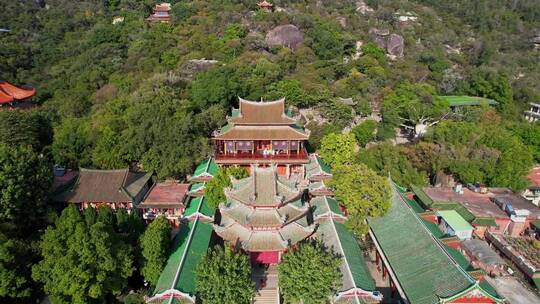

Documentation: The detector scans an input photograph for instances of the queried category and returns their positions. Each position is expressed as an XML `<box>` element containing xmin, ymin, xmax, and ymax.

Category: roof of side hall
<box><xmin>369</xmin><ymin>182</ymin><xmax>474</xmax><ymax>304</ymax></box>
<box><xmin>55</xmin><ymin>168</ymin><xmax>152</xmax><ymax>203</ymax></box>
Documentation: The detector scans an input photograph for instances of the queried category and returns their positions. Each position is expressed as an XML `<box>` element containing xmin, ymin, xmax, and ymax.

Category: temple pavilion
<box><xmin>213</xmin><ymin>97</ymin><xmax>310</xmax><ymax>176</ymax></box>
<box><xmin>0</xmin><ymin>81</ymin><xmax>36</xmax><ymax>106</ymax></box>
<box><xmin>147</xmin><ymin>3</ymin><xmax>171</xmax><ymax>23</ymax></box>
<box><xmin>214</xmin><ymin>165</ymin><xmax>315</xmax><ymax>264</ymax></box>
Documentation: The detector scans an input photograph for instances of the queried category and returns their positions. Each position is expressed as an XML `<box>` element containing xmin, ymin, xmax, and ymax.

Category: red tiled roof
<box><xmin>258</xmin><ymin>0</ymin><xmax>273</xmax><ymax>8</ymax></box>
<box><xmin>140</xmin><ymin>182</ymin><xmax>189</xmax><ymax>208</ymax></box>
<box><xmin>230</xmin><ymin>98</ymin><xmax>296</xmax><ymax>125</ymax></box>
<box><xmin>528</xmin><ymin>165</ymin><xmax>540</xmax><ymax>188</ymax></box>
<box><xmin>0</xmin><ymin>81</ymin><xmax>35</xmax><ymax>104</ymax></box>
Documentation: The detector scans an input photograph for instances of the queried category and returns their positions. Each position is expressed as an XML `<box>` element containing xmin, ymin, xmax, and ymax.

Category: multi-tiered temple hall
<box><xmin>213</xmin><ymin>98</ymin><xmax>309</xmax><ymax>176</ymax></box>
<box><xmin>215</xmin><ymin>165</ymin><xmax>315</xmax><ymax>264</ymax></box>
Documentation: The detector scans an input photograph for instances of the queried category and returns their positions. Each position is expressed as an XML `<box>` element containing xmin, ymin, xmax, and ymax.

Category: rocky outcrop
<box><xmin>356</xmin><ymin>0</ymin><xmax>374</xmax><ymax>15</ymax></box>
<box><xmin>179</xmin><ymin>59</ymin><xmax>219</xmax><ymax>80</ymax></box>
<box><xmin>387</xmin><ymin>34</ymin><xmax>404</xmax><ymax>57</ymax></box>
<box><xmin>265</xmin><ymin>24</ymin><xmax>304</xmax><ymax>49</ymax></box>
<box><xmin>369</xmin><ymin>28</ymin><xmax>404</xmax><ymax>58</ymax></box>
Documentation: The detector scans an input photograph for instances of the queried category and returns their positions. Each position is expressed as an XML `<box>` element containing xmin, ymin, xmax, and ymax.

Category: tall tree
<box><xmin>278</xmin><ymin>240</ymin><xmax>341</xmax><ymax>304</ymax></box>
<box><xmin>205</xmin><ymin>167</ymin><xmax>248</xmax><ymax>208</ymax></box>
<box><xmin>0</xmin><ymin>232</ymin><xmax>34</xmax><ymax>299</ymax></box>
<box><xmin>319</xmin><ymin>133</ymin><xmax>356</xmax><ymax>167</ymax></box>
<box><xmin>0</xmin><ymin>144</ymin><xmax>52</xmax><ymax>233</ymax></box>
<box><xmin>382</xmin><ymin>82</ymin><xmax>450</xmax><ymax>137</ymax></box>
<box><xmin>139</xmin><ymin>216</ymin><xmax>171</xmax><ymax>287</ymax></box>
<box><xmin>32</xmin><ymin>206</ymin><xmax>134</xmax><ymax>304</ymax></box>
<box><xmin>196</xmin><ymin>246</ymin><xmax>255</xmax><ymax>304</ymax></box>
<box><xmin>329</xmin><ymin>164</ymin><xmax>391</xmax><ymax>235</ymax></box>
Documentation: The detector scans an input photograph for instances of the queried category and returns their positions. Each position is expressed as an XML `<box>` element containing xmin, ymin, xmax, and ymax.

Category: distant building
<box><xmin>461</xmin><ymin>239</ymin><xmax>506</xmax><ymax>277</ymax></box>
<box><xmin>213</xmin><ymin>97</ymin><xmax>310</xmax><ymax>176</ymax></box>
<box><xmin>524</xmin><ymin>102</ymin><xmax>540</xmax><ymax>122</ymax></box>
<box><xmin>0</xmin><ymin>81</ymin><xmax>36</xmax><ymax>107</ymax></box>
<box><xmin>147</xmin><ymin>3</ymin><xmax>171</xmax><ymax>23</ymax></box>
<box><xmin>55</xmin><ymin>168</ymin><xmax>153</xmax><ymax>211</ymax></box>
<box><xmin>257</xmin><ymin>0</ymin><xmax>273</xmax><ymax>12</ymax></box>
<box><xmin>439</xmin><ymin>95</ymin><xmax>498</xmax><ymax>113</ymax></box>
<box><xmin>523</xmin><ymin>165</ymin><xmax>540</xmax><ymax>206</ymax></box>
<box><xmin>437</xmin><ymin>210</ymin><xmax>474</xmax><ymax>240</ymax></box>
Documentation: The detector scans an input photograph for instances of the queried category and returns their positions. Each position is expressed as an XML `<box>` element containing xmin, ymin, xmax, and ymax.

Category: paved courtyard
<box><xmin>485</xmin><ymin>275</ymin><xmax>540</xmax><ymax>304</ymax></box>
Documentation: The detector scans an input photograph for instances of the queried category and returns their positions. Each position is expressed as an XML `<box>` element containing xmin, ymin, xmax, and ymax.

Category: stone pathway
<box><xmin>252</xmin><ymin>264</ymin><xmax>280</xmax><ymax>304</ymax></box>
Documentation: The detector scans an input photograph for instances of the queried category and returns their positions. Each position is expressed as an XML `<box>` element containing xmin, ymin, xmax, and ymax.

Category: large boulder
<box><xmin>387</xmin><ymin>34</ymin><xmax>404</xmax><ymax>58</ymax></box>
<box><xmin>265</xmin><ymin>24</ymin><xmax>304</xmax><ymax>50</ymax></box>
<box><xmin>369</xmin><ymin>27</ymin><xmax>390</xmax><ymax>49</ymax></box>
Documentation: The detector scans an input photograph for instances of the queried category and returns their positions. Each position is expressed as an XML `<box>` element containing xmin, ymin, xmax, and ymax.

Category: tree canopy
<box><xmin>278</xmin><ymin>240</ymin><xmax>342</xmax><ymax>304</ymax></box>
<box><xmin>329</xmin><ymin>163</ymin><xmax>391</xmax><ymax>235</ymax></box>
<box><xmin>32</xmin><ymin>206</ymin><xmax>134</xmax><ymax>304</ymax></box>
<box><xmin>139</xmin><ymin>216</ymin><xmax>171</xmax><ymax>287</ymax></box>
<box><xmin>205</xmin><ymin>167</ymin><xmax>248</xmax><ymax>208</ymax></box>
<box><xmin>319</xmin><ymin>133</ymin><xmax>356</xmax><ymax>167</ymax></box>
<box><xmin>196</xmin><ymin>246</ymin><xmax>255</xmax><ymax>304</ymax></box>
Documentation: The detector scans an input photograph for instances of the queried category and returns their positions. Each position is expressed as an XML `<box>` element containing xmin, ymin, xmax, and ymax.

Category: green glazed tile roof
<box><xmin>471</xmin><ymin>217</ymin><xmax>498</xmax><ymax>227</ymax></box>
<box><xmin>173</xmin><ymin>221</ymin><xmax>213</xmax><ymax>294</ymax></box>
<box><xmin>311</xmin><ymin>196</ymin><xmax>344</xmax><ymax>218</ymax></box>
<box><xmin>439</xmin><ymin>96</ymin><xmax>498</xmax><ymax>107</ymax></box>
<box><xmin>433</xmin><ymin>202</ymin><xmax>476</xmax><ymax>222</ymax></box>
<box><xmin>531</xmin><ymin>219</ymin><xmax>540</xmax><ymax>230</ymax></box>
<box><xmin>184</xmin><ymin>196</ymin><xmax>214</xmax><ymax>218</ymax></box>
<box><xmin>411</xmin><ymin>185</ymin><xmax>435</xmax><ymax>208</ymax></box>
<box><xmin>443</xmin><ymin>245</ymin><xmax>476</xmax><ymax>272</ymax></box>
<box><xmin>192</xmin><ymin>158</ymin><xmax>218</xmax><ymax>179</ymax></box>
<box><xmin>407</xmin><ymin>198</ymin><xmax>424</xmax><ymax>213</ymax></box>
<box><xmin>478</xmin><ymin>280</ymin><xmax>501</xmax><ymax>299</ymax></box>
<box><xmin>153</xmin><ymin>221</ymin><xmax>194</xmax><ymax>295</ymax></box>
<box><xmin>317</xmin><ymin>220</ymin><xmax>376</xmax><ymax>294</ymax></box>
<box><xmin>437</xmin><ymin>210</ymin><xmax>473</xmax><ymax>232</ymax></box>
<box><xmin>369</xmin><ymin>182</ymin><xmax>474</xmax><ymax>304</ymax></box>
<box><xmin>188</xmin><ymin>182</ymin><xmax>205</xmax><ymax>193</ymax></box>
<box><xmin>316</xmin><ymin>156</ymin><xmax>332</xmax><ymax>174</ymax></box>
<box><xmin>420</xmin><ymin>218</ymin><xmax>445</xmax><ymax>239</ymax></box>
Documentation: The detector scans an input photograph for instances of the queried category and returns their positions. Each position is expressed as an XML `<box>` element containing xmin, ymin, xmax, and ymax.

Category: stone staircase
<box><xmin>252</xmin><ymin>264</ymin><xmax>280</xmax><ymax>304</ymax></box>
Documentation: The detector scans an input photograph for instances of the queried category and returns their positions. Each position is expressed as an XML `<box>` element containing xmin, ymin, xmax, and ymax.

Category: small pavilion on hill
<box><xmin>213</xmin><ymin>97</ymin><xmax>310</xmax><ymax>176</ymax></box>
<box><xmin>147</xmin><ymin>3</ymin><xmax>171</xmax><ymax>23</ymax></box>
<box><xmin>214</xmin><ymin>165</ymin><xmax>315</xmax><ymax>264</ymax></box>
<box><xmin>0</xmin><ymin>81</ymin><xmax>36</xmax><ymax>106</ymax></box>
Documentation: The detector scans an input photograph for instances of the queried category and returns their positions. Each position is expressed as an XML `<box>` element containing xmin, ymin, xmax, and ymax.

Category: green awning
<box><xmin>410</xmin><ymin>185</ymin><xmax>434</xmax><ymax>208</ymax></box>
<box><xmin>439</xmin><ymin>96</ymin><xmax>498</xmax><ymax>107</ymax></box>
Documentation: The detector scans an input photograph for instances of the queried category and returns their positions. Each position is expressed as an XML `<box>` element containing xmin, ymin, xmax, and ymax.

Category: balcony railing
<box><xmin>215</xmin><ymin>149</ymin><xmax>309</xmax><ymax>162</ymax></box>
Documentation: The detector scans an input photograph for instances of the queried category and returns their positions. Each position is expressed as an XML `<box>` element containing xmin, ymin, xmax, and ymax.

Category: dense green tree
<box><xmin>382</xmin><ymin>82</ymin><xmax>450</xmax><ymax>137</ymax></box>
<box><xmin>319</xmin><ymin>133</ymin><xmax>356</xmax><ymax>167</ymax></box>
<box><xmin>307</xmin><ymin>21</ymin><xmax>344</xmax><ymax>60</ymax></box>
<box><xmin>511</xmin><ymin>122</ymin><xmax>540</xmax><ymax>163</ymax></box>
<box><xmin>196</xmin><ymin>246</ymin><xmax>255</xmax><ymax>304</ymax></box>
<box><xmin>140</xmin><ymin>216</ymin><xmax>171</xmax><ymax>287</ymax></box>
<box><xmin>51</xmin><ymin>117</ymin><xmax>93</xmax><ymax>169</ymax></box>
<box><xmin>0</xmin><ymin>144</ymin><xmax>52</xmax><ymax>233</ymax></box>
<box><xmin>0</xmin><ymin>110</ymin><xmax>52</xmax><ymax>152</ymax></box>
<box><xmin>351</xmin><ymin>120</ymin><xmax>377</xmax><ymax>147</ymax></box>
<box><xmin>0</xmin><ymin>233</ymin><xmax>34</xmax><ymax>299</ymax></box>
<box><xmin>357</xmin><ymin>143</ymin><xmax>428</xmax><ymax>186</ymax></box>
<box><xmin>205</xmin><ymin>167</ymin><xmax>248</xmax><ymax>208</ymax></box>
<box><xmin>33</xmin><ymin>205</ymin><xmax>134</xmax><ymax>304</ymax></box>
<box><xmin>329</xmin><ymin>164</ymin><xmax>391</xmax><ymax>235</ymax></box>
<box><xmin>279</xmin><ymin>240</ymin><xmax>341</xmax><ymax>304</ymax></box>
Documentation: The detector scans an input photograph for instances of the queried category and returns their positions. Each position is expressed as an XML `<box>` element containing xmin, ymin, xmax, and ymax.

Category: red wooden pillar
<box><xmin>382</xmin><ymin>265</ymin><xmax>388</xmax><ymax>280</ymax></box>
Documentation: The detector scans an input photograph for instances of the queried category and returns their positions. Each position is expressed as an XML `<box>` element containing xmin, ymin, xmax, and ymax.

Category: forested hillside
<box><xmin>1</xmin><ymin>0</ymin><xmax>539</xmax><ymax>302</ymax></box>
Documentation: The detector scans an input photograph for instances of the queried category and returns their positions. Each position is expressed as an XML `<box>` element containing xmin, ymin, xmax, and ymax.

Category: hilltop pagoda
<box><xmin>147</xmin><ymin>3</ymin><xmax>171</xmax><ymax>23</ymax></box>
<box><xmin>214</xmin><ymin>165</ymin><xmax>315</xmax><ymax>264</ymax></box>
<box><xmin>213</xmin><ymin>97</ymin><xmax>309</xmax><ymax>176</ymax></box>
<box><xmin>257</xmin><ymin>0</ymin><xmax>274</xmax><ymax>12</ymax></box>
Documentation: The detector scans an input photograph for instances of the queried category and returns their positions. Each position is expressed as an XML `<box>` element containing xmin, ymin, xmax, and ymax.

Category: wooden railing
<box><xmin>215</xmin><ymin>149</ymin><xmax>308</xmax><ymax>161</ymax></box>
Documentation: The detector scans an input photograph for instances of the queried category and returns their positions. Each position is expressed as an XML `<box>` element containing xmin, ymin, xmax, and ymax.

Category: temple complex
<box><xmin>213</xmin><ymin>97</ymin><xmax>309</xmax><ymax>176</ymax></box>
<box><xmin>147</xmin><ymin>3</ymin><xmax>171</xmax><ymax>23</ymax></box>
<box><xmin>215</xmin><ymin>165</ymin><xmax>315</xmax><ymax>264</ymax></box>
<box><xmin>0</xmin><ymin>81</ymin><xmax>36</xmax><ymax>106</ymax></box>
